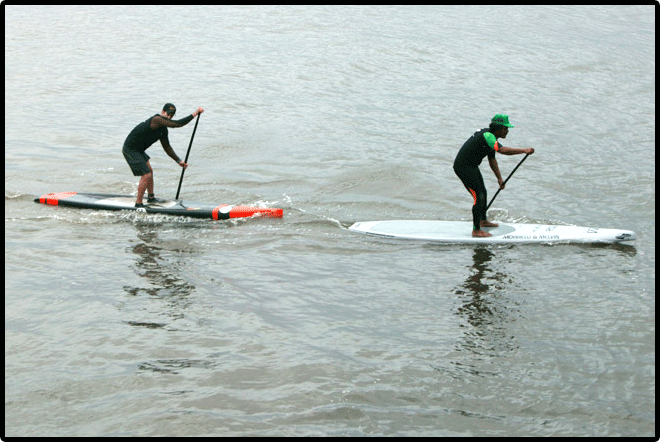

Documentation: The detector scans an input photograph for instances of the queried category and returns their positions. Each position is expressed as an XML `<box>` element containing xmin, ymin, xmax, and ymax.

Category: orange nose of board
<box><xmin>213</xmin><ymin>205</ymin><xmax>283</xmax><ymax>220</ymax></box>
<box><xmin>230</xmin><ymin>206</ymin><xmax>283</xmax><ymax>218</ymax></box>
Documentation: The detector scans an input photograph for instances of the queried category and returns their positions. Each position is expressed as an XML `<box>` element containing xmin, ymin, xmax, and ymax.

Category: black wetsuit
<box><xmin>453</xmin><ymin>128</ymin><xmax>501</xmax><ymax>231</ymax></box>
<box><xmin>122</xmin><ymin>114</ymin><xmax>194</xmax><ymax>176</ymax></box>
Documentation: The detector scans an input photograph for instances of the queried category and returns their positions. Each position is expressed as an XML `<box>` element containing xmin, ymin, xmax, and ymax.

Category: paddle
<box><xmin>486</xmin><ymin>153</ymin><xmax>530</xmax><ymax>212</ymax></box>
<box><xmin>175</xmin><ymin>113</ymin><xmax>201</xmax><ymax>200</ymax></box>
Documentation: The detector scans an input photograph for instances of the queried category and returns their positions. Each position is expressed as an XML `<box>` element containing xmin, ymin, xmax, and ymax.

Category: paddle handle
<box><xmin>175</xmin><ymin>113</ymin><xmax>201</xmax><ymax>200</ymax></box>
<box><xmin>486</xmin><ymin>153</ymin><xmax>530</xmax><ymax>212</ymax></box>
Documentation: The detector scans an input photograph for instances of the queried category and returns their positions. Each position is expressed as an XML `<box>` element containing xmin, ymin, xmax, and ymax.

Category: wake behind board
<box><xmin>349</xmin><ymin>220</ymin><xmax>636</xmax><ymax>244</ymax></box>
<box><xmin>35</xmin><ymin>192</ymin><xmax>283</xmax><ymax>220</ymax></box>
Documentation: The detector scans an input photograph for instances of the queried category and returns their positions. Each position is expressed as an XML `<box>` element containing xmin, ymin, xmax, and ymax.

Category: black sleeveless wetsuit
<box><xmin>122</xmin><ymin>114</ymin><xmax>194</xmax><ymax>176</ymax></box>
<box><xmin>453</xmin><ymin>128</ymin><xmax>501</xmax><ymax>231</ymax></box>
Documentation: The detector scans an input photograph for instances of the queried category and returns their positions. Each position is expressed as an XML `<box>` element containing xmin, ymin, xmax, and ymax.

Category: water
<box><xmin>5</xmin><ymin>5</ymin><xmax>655</xmax><ymax>436</ymax></box>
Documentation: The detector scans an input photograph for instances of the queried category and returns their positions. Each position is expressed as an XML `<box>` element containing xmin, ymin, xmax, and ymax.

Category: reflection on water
<box><xmin>453</xmin><ymin>246</ymin><xmax>523</xmax><ymax>359</ymax></box>
<box><xmin>123</xmin><ymin>223</ymin><xmax>197</xmax><ymax>322</ymax></box>
<box><xmin>122</xmin><ymin>223</ymin><xmax>218</xmax><ymax>376</ymax></box>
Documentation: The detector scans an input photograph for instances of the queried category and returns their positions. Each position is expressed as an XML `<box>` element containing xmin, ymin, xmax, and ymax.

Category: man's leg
<box><xmin>455</xmin><ymin>166</ymin><xmax>491</xmax><ymax>236</ymax></box>
<box><xmin>136</xmin><ymin>161</ymin><xmax>153</xmax><ymax>205</ymax></box>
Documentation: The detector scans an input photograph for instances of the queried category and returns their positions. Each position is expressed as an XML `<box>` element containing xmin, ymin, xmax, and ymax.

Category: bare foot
<box><xmin>480</xmin><ymin>220</ymin><xmax>499</xmax><ymax>228</ymax></box>
<box><xmin>472</xmin><ymin>229</ymin><xmax>492</xmax><ymax>238</ymax></box>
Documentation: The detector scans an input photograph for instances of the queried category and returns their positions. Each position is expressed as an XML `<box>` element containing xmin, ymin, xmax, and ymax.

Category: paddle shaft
<box><xmin>175</xmin><ymin>113</ymin><xmax>201</xmax><ymax>200</ymax></box>
<box><xmin>486</xmin><ymin>153</ymin><xmax>530</xmax><ymax>211</ymax></box>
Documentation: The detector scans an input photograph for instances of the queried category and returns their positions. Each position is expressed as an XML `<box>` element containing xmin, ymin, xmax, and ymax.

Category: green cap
<box><xmin>491</xmin><ymin>114</ymin><xmax>514</xmax><ymax>128</ymax></box>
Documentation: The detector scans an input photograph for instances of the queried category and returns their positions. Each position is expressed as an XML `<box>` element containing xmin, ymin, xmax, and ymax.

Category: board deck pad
<box><xmin>348</xmin><ymin>220</ymin><xmax>636</xmax><ymax>244</ymax></box>
<box><xmin>35</xmin><ymin>192</ymin><xmax>283</xmax><ymax>220</ymax></box>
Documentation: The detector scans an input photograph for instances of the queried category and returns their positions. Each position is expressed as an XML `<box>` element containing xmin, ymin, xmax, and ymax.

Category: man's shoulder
<box><xmin>482</xmin><ymin>131</ymin><xmax>496</xmax><ymax>148</ymax></box>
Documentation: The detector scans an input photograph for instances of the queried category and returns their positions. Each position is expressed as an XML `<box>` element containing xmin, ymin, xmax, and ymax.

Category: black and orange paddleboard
<box><xmin>34</xmin><ymin>192</ymin><xmax>283</xmax><ymax>220</ymax></box>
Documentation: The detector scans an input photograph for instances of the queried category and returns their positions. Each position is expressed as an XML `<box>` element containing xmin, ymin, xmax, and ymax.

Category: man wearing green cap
<box><xmin>453</xmin><ymin>114</ymin><xmax>534</xmax><ymax>237</ymax></box>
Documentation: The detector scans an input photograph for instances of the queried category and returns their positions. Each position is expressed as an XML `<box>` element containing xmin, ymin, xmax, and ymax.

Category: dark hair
<box><xmin>162</xmin><ymin>103</ymin><xmax>176</xmax><ymax>115</ymax></box>
<box><xmin>489</xmin><ymin>123</ymin><xmax>506</xmax><ymax>132</ymax></box>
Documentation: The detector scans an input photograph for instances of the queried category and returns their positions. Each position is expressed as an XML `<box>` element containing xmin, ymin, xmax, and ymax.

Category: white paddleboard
<box><xmin>348</xmin><ymin>220</ymin><xmax>636</xmax><ymax>244</ymax></box>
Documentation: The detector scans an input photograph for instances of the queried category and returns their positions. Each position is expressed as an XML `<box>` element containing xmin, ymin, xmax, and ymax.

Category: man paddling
<box><xmin>453</xmin><ymin>114</ymin><xmax>534</xmax><ymax>238</ymax></box>
<box><xmin>122</xmin><ymin>103</ymin><xmax>204</xmax><ymax>207</ymax></box>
